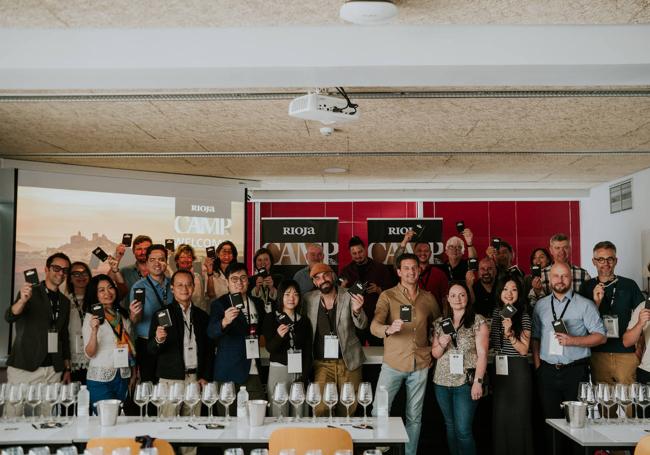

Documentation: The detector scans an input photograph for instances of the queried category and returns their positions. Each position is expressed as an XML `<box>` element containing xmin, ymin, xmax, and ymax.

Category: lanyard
<box><xmin>107</xmin><ymin>312</ymin><xmax>124</xmax><ymax>341</ymax></box>
<box><xmin>287</xmin><ymin>313</ymin><xmax>297</xmax><ymax>350</ymax></box>
<box><xmin>45</xmin><ymin>288</ymin><xmax>60</xmax><ymax>328</ymax></box>
<box><xmin>600</xmin><ymin>277</ymin><xmax>619</xmax><ymax>312</ymax></box>
<box><xmin>181</xmin><ymin>306</ymin><xmax>193</xmax><ymax>341</ymax></box>
<box><xmin>320</xmin><ymin>296</ymin><xmax>337</xmax><ymax>336</ymax></box>
<box><xmin>551</xmin><ymin>295</ymin><xmax>571</xmax><ymax>322</ymax></box>
<box><xmin>242</xmin><ymin>296</ymin><xmax>258</xmax><ymax>336</ymax></box>
<box><xmin>146</xmin><ymin>276</ymin><xmax>168</xmax><ymax>308</ymax></box>
<box><xmin>71</xmin><ymin>294</ymin><xmax>84</xmax><ymax>321</ymax></box>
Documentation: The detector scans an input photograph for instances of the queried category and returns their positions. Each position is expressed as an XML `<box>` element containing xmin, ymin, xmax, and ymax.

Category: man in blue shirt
<box><xmin>130</xmin><ymin>244</ymin><xmax>173</xmax><ymax>382</ymax></box>
<box><xmin>532</xmin><ymin>262</ymin><xmax>606</xmax><ymax>418</ymax></box>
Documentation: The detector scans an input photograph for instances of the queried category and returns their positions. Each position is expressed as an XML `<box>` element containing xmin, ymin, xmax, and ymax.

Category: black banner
<box><xmin>367</xmin><ymin>218</ymin><xmax>443</xmax><ymax>265</ymax></box>
<box><xmin>261</xmin><ymin>218</ymin><xmax>339</xmax><ymax>278</ymax></box>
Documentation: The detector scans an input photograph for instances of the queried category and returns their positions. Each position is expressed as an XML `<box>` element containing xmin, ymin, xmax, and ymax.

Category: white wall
<box><xmin>580</xmin><ymin>166</ymin><xmax>650</xmax><ymax>292</ymax></box>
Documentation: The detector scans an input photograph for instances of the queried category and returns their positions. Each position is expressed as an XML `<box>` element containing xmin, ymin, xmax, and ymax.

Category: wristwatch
<box><xmin>475</xmin><ymin>377</ymin><xmax>484</xmax><ymax>385</ymax></box>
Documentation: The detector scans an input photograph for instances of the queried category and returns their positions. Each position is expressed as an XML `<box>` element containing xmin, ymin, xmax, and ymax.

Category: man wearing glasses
<box><xmin>579</xmin><ymin>241</ymin><xmax>645</xmax><ymax>385</ymax></box>
<box><xmin>5</xmin><ymin>252</ymin><xmax>72</xmax><ymax>385</ymax></box>
<box><xmin>208</xmin><ymin>262</ymin><xmax>266</xmax><ymax>409</ymax></box>
<box><xmin>130</xmin><ymin>244</ymin><xmax>174</xmax><ymax>382</ymax></box>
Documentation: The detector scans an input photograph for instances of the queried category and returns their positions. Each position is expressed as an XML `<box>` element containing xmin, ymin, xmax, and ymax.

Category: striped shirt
<box><xmin>489</xmin><ymin>306</ymin><xmax>531</xmax><ymax>356</ymax></box>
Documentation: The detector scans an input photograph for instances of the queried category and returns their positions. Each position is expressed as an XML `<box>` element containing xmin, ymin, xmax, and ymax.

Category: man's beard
<box><xmin>480</xmin><ymin>274</ymin><xmax>493</xmax><ymax>284</ymax></box>
<box><xmin>552</xmin><ymin>282</ymin><xmax>571</xmax><ymax>294</ymax></box>
<box><xmin>319</xmin><ymin>282</ymin><xmax>334</xmax><ymax>294</ymax></box>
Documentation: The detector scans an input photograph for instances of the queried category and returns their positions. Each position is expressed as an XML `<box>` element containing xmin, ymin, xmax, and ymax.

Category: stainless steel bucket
<box><xmin>247</xmin><ymin>400</ymin><xmax>268</xmax><ymax>427</ymax></box>
<box><xmin>561</xmin><ymin>401</ymin><xmax>588</xmax><ymax>428</ymax></box>
<box><xmin>95</xmin><ymin>399</ymin><xmax>121</xmax><ymax>426</ymax></box>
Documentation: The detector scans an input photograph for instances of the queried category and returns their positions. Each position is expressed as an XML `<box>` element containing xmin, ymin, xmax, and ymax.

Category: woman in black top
<box><xmin>489</xmin><ymin>277</ymin><xmax>533</xmax><ymax>455</ymax></box>
<box><xmin>263</xmin><ymin>279</ymin><xmax>313</xmax><ymax>417</ymax></box>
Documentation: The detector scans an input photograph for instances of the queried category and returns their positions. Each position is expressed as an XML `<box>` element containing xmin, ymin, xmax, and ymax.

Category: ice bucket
<box><xmin>247</xmin><ymin>400</ymin><xmax>268</xmax><ymax>427</ymax></box>
<box><xmin>94</xmin><ymin>399</ymin><xmax>121</xmax><ymax>426</ymax></box>
<box><xmin>561</xmin><ymin>401</ymin><xmax>588</xmax><ymax>428</ymax></box>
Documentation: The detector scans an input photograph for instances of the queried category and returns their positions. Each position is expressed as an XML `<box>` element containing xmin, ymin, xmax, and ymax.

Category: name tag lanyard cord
<box><xmin>551</xmin><ymin>295</ymin><xmax>571</xmax><ymax>323</ymax></box>
<box><xmin>320</xmin><ymin>297</ymin><xmax>337</xmax><ymax>336</ymax></box>
<box><xmin>601</xmin><ymin>278</ymin><xmax>618</xmax><ymax>312</ymax></box>
<box><xmin>45</xmin><ymin>288</ymin><xmax>60</xmax><ymax>329</ymax></box>
<box><xmin>146</xmin><ymin>276</ymin><xmax>169</xmax><ymax>309</ymax></box>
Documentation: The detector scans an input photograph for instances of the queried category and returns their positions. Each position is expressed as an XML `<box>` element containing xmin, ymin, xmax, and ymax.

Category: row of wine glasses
<box><xmin>303</xmin><ymin>381</ymin><xmax>373</xmax><ymax>423</ymax></box>
<box><xmin>579</xmin><ymin>382</ymin><xmax>650</xmax><ymax>424</ymax></box>
<box><xmin>0</xmin><ymin>383</ymin><xmax>79</xmax><ymax>422</ymax></box>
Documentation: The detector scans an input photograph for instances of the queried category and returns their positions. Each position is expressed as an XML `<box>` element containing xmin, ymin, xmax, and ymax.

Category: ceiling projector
<box><xmin>288</xmin><ymin>93</ymin><xmax>360</xmax><ymax>125</ymax></box>
<box><xmin>340</xmin><ymin>0</ymin><xmax>398</xmax><ymax>25</ymax></box>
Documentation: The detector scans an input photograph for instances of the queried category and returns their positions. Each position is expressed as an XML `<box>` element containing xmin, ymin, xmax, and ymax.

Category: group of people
<box><xmin>5</xmin><ymin>230</ymin><xmax>649</xmax><ymax>455</ymax></box>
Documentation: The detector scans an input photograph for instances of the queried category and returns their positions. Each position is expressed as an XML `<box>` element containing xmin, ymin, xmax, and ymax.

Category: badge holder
<box><xmin>549</xmin><ymin>331</ymin><xmax>564</xmax><ymax>356</ymax></box>
<box><xmin>245</xmin><ymin>336</ymin><xmax>260</xmax><ymax>359</ymax></box>
<box><xmin>449</xmin><ymin>351</ymin><xmax>464</xmax><ymax>375</ymax></box>
<box><xmin>113</xmin><ymin>344</ymin><xmax>129</xmax><ymax>368</ymax></box>
<box><xmin>324</xmin><ymin>334</ymin><xmax>340</xmax><ymax>359</ymax></box>
<box><xmin>47</xmin><ymin>330</ymin><xmax>58</xmax><ymax>354</ymax></box>
<box><xmin>184</xmin><ymin>344</ymin><xmax>198</xmax><ymax>369</ymax></box>
<box><xmin>287</xmin><ymin>349</ymin><xmax>302</xmax><ymax>373</ymax></box>
<box><xmin>495</xmin><ymin>354</ymin><xmax>509</xmax><ymax>375</ymax></box>
<box><xmin>603</xmin><ymin>315</ymin><xmax>619</xmax><ymax>338</ymax></box>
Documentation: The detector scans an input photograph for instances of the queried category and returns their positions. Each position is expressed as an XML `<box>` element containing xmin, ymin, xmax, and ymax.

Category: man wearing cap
<box><xmin>339</xmin><ymin>236</ymin><xmax>395</xmax><ymax>346</ymax></box>
<box><xmin>293</xmin><ymin>243</ymin><xmax>325</xmax><ymax>295</ymax></box>
<box><xmin>303</xmin><ymin>263</ymin><xmax>367</xmax><ymax>416</ymax></box>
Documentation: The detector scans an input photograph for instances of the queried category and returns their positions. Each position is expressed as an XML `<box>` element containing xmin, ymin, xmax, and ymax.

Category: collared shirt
<box><xmin>371</xmin><ymin>283</ymin><xmax>440</xmax><ymax>372</ymax></box>
<box><xmin>579</xmin><ymin>275</ymin><xmax>645</xmax><ymax>353</ymax></box>
<box><xmin>532</xmin><ymin>290</ymin><xmax>606</xmax><ymax>365</ymax></box>
<box><xmin>540</xmin><ymin>263</ymin><xmax>591</xmax><ymax>296</ymax></box>
<box><xmin>627</xmin><ymin>302</ymin><xmax>650</xmax><ymax>372</ymax></box>
<box><xmin>131</xmin><ymin>275</ymin><xmax>173</xmax><ymax>338</ymax></box>
<box><xmin>179</xmin><ymin>302</ymin><xmax>198</xmax><ymax>369</ymax></box>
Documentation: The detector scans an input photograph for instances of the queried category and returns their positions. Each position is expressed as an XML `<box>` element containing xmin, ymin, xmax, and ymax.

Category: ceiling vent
<box><xmin>609</xmin><ymin>179</ymin><xmax>632</xmax><ymax>214</ymax></box>
<box><xmin>340</xmin><ymin>1</ymin><xmax>398</xmax><ymax>25</ymax></box>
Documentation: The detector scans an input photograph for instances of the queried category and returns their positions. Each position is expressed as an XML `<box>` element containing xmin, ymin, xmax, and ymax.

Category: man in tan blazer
<box><xmin>303</xmin><ymin>263</ymin><xmax>367</xmax><ymax>416</ymax></box>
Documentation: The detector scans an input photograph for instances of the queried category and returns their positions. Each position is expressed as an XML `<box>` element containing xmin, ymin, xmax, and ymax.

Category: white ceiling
<box><xmin>0</xmin><ymin>1</ymin><xmax>649</xmax><ymax>196</ymax></box>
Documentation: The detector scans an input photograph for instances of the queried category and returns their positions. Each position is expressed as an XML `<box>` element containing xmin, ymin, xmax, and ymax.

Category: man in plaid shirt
<box><xmin>530</xmin><ymin>233</ymin><xmax>591</xmax><ymax>302</ymax></box>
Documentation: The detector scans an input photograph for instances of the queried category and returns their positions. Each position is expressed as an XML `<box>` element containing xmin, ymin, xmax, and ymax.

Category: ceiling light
<box><xmin>340</xmin><ymin>1</ymin><xmax>398</xmax><ymax>25</ymax></box>
<box><xmin>324</xmin><ymin>167</ymin><xmax>348</xmax><ymax>174</ymax></box>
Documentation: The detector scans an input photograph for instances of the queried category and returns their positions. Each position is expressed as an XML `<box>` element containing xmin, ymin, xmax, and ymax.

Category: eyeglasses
<box><xmin>147</xmin><ymin>257</ymin><xmax>167</xmax><ymax>263</ymax></box>
<box><xmin>594</xmin><ymin>257</ymin><xmax>616</xmax><ymax>264</ymax></box>
<box><xmin>49</xmin><ymin>265</ymin><xmax>69</xmax><ymax>273</ymax></box>
<box><xmin>71</xmin><ymin>271</ymin><xmax>89</xmax><ymax>278</ymax></box>
<box><xmin>229</xmin><ymin>275</ymin><xmax>248</xmax><ymax>284</ymax></box>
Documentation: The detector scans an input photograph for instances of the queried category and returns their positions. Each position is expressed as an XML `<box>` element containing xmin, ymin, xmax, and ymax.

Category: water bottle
<box><xmin>77</xmin><ymin>385</ymin><xmax>90</xmax><ymax>420</ymax></box>
<box><xmin>237</xmin><ymin>386</ymin><xmax>249</xmax><ymax>423</ymax></box>
<box><xmin>376</xmin><ymin>385</ymin><xmax>389</xmax><ymax>421</ymax></box>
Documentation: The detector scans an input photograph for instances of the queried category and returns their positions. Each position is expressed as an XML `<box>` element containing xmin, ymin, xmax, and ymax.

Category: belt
<box><xmin>185</xmin><ymin>369</ymin><xmax>197</xmax><ymax>374</ymax></box>
<box><xmin>544</xmin><ymin>358</ymin><xmax>590</xmax><ymax>370</ymax></box>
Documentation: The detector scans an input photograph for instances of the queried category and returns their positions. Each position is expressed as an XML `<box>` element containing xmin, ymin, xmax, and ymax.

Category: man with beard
<box><xmin>293</xmin><ymin>243</ymin><xmax>325</xmax><ymax>294</ymax></box>
<box><xmin>303</xmin><ymin>263</ymin><xmax>367</xmax><ymax>416</ymax></box>
<box><xmin>533</xmin><ymin>233</ymin><xmax>591</xmax><ymax>298</ymax></box>
<box><xmin>579</xmin><ymin>241</ymin><xmax>644</xmax><ymax>385</ymax></box>
<box><xmin>114</xmin><ymin>235</ymin><xmax>152</xmax><ymax>307</ymax></box>
<box><xmin>467</xmin><ymin>257</ymin><xmax>497</xmax><ymax>317</ymax></box>
<box><xmin>395</xmin><ymin>233</ymin><xmax>448</xmax><ymax>305</ymax></box>
<box><xmin>130</xmin><ymin>244</ymin><xmax>174</xmax><ymax>382</ymax></box>
<box><xmin>340</xmin><ymin>236</ymin><xmax>395</xmax><ymax>345</ymax></box>
<box><xmin>532</xmin><ymin>263</ymin><xmax>605</xmax><ymax>434</ymax></box>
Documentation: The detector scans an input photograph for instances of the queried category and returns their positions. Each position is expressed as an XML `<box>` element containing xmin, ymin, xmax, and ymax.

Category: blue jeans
<box><xmin>434</xmin><ymin>383</ymin><xmax>478</xmax><ymax>455</ymax></box>
<box><xmin>371</xmin><ymin>364</ymin><xmax>428</xmax><ymax>455</ymax></box>
<box><xmin>87</xmin><ymin>370</ymin><xmax>129</xmax><ymax>415</ymax></box>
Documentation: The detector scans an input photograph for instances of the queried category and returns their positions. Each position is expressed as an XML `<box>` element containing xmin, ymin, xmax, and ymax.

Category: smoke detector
<box><xmin>340</xmin><ymin>1</ymin><xmax>398</xmax><ymax>25</ymax></box>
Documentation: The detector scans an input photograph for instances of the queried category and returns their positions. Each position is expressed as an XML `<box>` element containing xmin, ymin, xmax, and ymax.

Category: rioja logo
<box><xmin>282</xmin><ymin>227</ymin><xmax>316</xmax><ymax>236</ymax></box>
<box><xmin>191</xmin><ymin>205</ymin><xmax>216</xmax><ymax>214</ymax></box>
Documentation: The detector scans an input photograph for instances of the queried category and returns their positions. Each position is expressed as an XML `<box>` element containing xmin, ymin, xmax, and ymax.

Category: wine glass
<box><xmin>615</xmin><ymin>383</ymin><xmax>632</xmax><ymax>424</ymax></box>
<box><xmin>134</xmin><ymin>383</ymin><xmax>149</xmax><ymax>421</ymax></box>
<box><xmin>630</xmin><ymin>382</ymin><xmax>641</xmax><ymax>420</ymax></box>
<box><xmin>340</xmin><ymin>382</ymin><xmax>355</xmax><ymax>423</ymax></box>
<box><xmin>60</xmin><ymin>384</ymin><xmax>77</xmax><ymax>422</ymax></box>
<box><xmin>25</xmin><ymin>384</ymin><xmax>43</xmax><ymax>422</ymax></box>
<box><xmin>323</xmin><ymin>382</ymin><xmax>338</xmax><ymax>423</ymax></box>
<box><xmin>184</xmin><ymin>382</ymin><xmax>201</xmax><ymax>421</ymax></box>
<box><xmin>357</xmin><ymin>382</ymin><xmax>373</xmax><ymax>424</ymax></box>
<box><xmin>219</xmin><ymin>382</ymin><xmax>236</xmax><ymax>422</ymax></box>
<box><xmin>306</xmin><ymin>383</ymin><xmax>321</xmax><ymax>423</ymax></box>
<box><xmin>289</xmin><ymin>382</ymin><xmax>305</xmax><ymax>421</ymax></box>
<box><xmin>273</xmin><ymin>382</ymin><xmax>289</xmax><ymax>422</ymax></box>
<box><xmin>44</xmin><ymin>383</ymin><xmax>61</xmax><ymax>421</ymax></box>
<box><xmin>140</xmin><ymin>382</ymin><xmax>153</xmax><ymax>419</ymax></box>
<box><xmin>638</xmin><ymin>384</ymin><xmax>650</xmax><ymax>422</ymax></box>
<box><xmin>8</xmin><ymin>383</ymin><xmax>25</xmax><ymax>422</ymax></box>
<box><xmin>0</xmin><ymin>383</ymin><xmax>6</xmax><ymax>421</ymax></box>
<box><xmin>578</xmin><ymin>382</ymin><xmax>595</xmax><ymax>421</ymax></box>
<box><xmin>168</xmin><ymin>383</ymin><xmax>185</xmax><ymax>420</ymax></box>
<box><xmin>151</xmin><ymin>383</ymin><xmax>169</xmax><ymax>422</ymax></box>
<box><xmin>597</xmin><ymin>383</ymin><xmax>616</xmax><ymax>423</ymax></box>
<box><xmin>202</xmin><ymin>383</ymin><xmax>219</xmax><ymax>421</ymax></box>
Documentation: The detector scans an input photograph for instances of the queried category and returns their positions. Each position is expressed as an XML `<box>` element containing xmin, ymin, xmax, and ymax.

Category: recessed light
<box><xmin>340</xmin><ymin>1</ymin><xmax>398</xmax><ymax>25</ymax></box>
<box><xmin>324</xmin><ymin>167</ymin><xmax>348</xmax><ymax>174</ymax></box>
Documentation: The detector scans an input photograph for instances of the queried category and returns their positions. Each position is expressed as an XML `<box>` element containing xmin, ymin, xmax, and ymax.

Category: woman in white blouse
<box><xmin>83</xmin><ymin>274</ymin><xmax>138</xmax><ymax>411</ymax></box>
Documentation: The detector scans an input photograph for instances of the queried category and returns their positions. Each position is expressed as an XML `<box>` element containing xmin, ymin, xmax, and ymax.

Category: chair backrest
<box><xmin>86</xmin><ymin>438</ymin><xmax>174</xmax><ymax>455</ymax></box>
<box><xmin>636</xmin><ymin>435</ymin><xmax>650</xmax><ymax>455</ymax></box>
<box><xmin>268</xmin><ymin>427</ymin><xmax>353</xmax><ymax>455</ymax></box>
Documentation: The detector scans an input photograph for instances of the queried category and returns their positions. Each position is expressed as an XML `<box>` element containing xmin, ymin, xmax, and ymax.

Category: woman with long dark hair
<box><xmin>82</xmin><ymin>274</ymin><xmax>136</xmax><ymax>410</ymax></box>
<box><xmin>489</xmin><ymin>277</ymin><xmax>533</xmax><ymax>455</ymax></box>
<box><xmin>207</xmin><ymin>240</ymin><xmax>238</xmax><ymax>300</ymax></box>
<box><xmin>250</xmin><ymin>247</ymin><xmax>283</xmax><ymax>314</ymax></box>
<box><xmin>432</xmin><ymin>281</ymin><xmax>489</xmax><ymax>455</ymax></box>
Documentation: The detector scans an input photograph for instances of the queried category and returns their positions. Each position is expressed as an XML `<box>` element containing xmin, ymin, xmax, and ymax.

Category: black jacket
<box><xmin>263</xmin><ymin>310</ymin><xmax>313</xmax><ymax>381</ymax></box>
<box><xmin>147</xmin><ymin>301</ymin><xmax>213</xmax><ymax>381</ymax></box>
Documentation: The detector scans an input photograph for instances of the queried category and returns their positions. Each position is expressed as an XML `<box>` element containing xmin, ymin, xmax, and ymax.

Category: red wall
<box><xmin>248</xmin><ymin>201</ymin><xmax>581</xmax><ymax>274</ymax></box>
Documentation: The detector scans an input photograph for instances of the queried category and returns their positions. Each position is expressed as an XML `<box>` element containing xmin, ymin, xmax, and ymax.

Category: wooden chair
<box><xmin>268</xmin><ymin>427</ymin><xmax>353</xmax><ymax>455</ymax></box>
<box><xmin>636</xmin><ymin>435</ymin><xmax>650</xmax><ymax>455</ymax></box>
<box><xmin>86</xmin><ymin>438</ymin><xmax>174</xmax><ymax>455</ymax></box>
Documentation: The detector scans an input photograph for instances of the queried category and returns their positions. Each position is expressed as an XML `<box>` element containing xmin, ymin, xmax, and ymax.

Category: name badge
<box><xmin>245</xmin><ymin>336</ymin><xmax>260</xmax><ymax>359</ymax></box>
<box><xmin>113</xmin><ymin>345</ymin><xmax>129</xmax><ymax>368</ymax></box>
<box><xmin>74</xmin><ymin>333</ymin><xmax>84</xmax><ymax>354</ymax></box>
<box><xmin>603</xmin><ymin>315</ymin><xmax>619</xmax><ymax>338</ymax></box>
<box><xmin>449</xmin><ymin>352</ymin><xmax>464</xmax><ymax>375</ymax></box>
<box><xmin>287</xmin><ymin>349</ymin><xmax>302</xmax><ymax>374</ymax></box>
<box><xmin>47</xmin><ymin>330</ymin><xmax>58</xmax><ymax>353</ymax></box>
<box><xmin>496</xmin><ymin>355</ymin><xmax>509</xmax><ymax>375</ymax></box>
<box><xmin>324</xmin><ymin>335</ymin><xmax>339</xmax><ymax>359</ymax></box>
<box><xmin>184</xmin><ymin>344</ymin><xmax>198</xmax><ymax>369</ymax></box>
<box><xmin>548</xmin><ymin>330</ymin><xmax>564</xmax><ymax>356</ymax></box>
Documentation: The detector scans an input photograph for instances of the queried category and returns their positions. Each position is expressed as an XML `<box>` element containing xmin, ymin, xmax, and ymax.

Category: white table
<box><xmin>1</xmin><ymin>417</ymin><xmax>408</xmax><ymax>454</ymax></box>
<box><xmin>546</xmin><ymin>418</ymin><xmax>649</xmax><ymax>454</ymax></box>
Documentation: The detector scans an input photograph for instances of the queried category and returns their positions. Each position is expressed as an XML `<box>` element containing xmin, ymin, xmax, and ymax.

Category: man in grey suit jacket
<box><xmin>5</xmin><ymin>252</ymin><xmax>72</xmax><ymax>386</ymax></box>
<box><xmin>303</xmin><ymin>263</ymin><xmax>367</xmax><ymax>417</ymax></box>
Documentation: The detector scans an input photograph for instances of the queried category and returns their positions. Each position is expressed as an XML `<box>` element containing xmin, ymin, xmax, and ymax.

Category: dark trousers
<box><xmin>136</xmin><ymin>337</ymin><xmax>158</xmax><ymax>383</ymax></box>
<box><xmin>537</xmin><ymin>360</ymin><xmax>589</xmax><ymax>455</ymax></box>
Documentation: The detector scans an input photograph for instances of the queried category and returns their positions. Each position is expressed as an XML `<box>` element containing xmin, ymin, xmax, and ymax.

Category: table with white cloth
<box><xmin>546</xmin><ymin>418</ymin><xmax>649</xmax><ymax>455</ymax></box>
